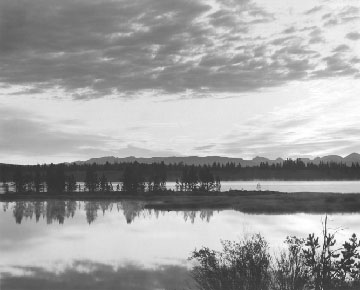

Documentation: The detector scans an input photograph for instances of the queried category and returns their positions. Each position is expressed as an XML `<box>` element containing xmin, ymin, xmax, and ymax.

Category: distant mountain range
<box><xmin>73</xmin><ymin>153</ymin><xmax>360</xmax><ymax>167</ymax></box>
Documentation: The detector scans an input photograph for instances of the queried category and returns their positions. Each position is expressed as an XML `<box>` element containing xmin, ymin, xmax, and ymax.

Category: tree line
<box><xmin>1</xmin><ymin>158</ymin><xmax>360</xmax><ymax>193</ymax></box>
<box><xmin>0</xmin><ymin>162</ymin><xmax>221</xmax><ymax>193</ymax></box>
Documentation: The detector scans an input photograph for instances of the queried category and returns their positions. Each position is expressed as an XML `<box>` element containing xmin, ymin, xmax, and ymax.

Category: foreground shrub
<box><xmin>303</xmin><ymin>217</ymin><xmax>360</xmax><ymax>290</ymax></box>
<box><xmin>273</xmin><ymin>236</ymin><xmax>309</xmax><ymax>290</ymax></box>
<box><xmin>189</xmin><ymin>233</ymin><xmax>271</xmax><ymax>290</ymax></box>
<box><xmin>189</xmin><ymin>218</ymin><xmax>360</xmax><ymax>290</ymax></box>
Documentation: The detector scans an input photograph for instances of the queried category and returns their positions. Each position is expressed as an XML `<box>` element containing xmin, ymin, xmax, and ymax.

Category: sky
<box><xmin>0</xmin><ymin>0</ymin><xmax>359</xmax><ymax>164</ymax></box>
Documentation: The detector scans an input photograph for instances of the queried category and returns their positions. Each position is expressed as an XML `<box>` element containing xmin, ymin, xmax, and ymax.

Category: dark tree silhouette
<box><xmin>199</xmin><ymin>166</ymin><xmax>215</xmax><ymax>191</ymax></box>
<box><xmin>181</xmin><ymin>166</ymin><xmax>199</xmax><ymax>191</ymax></box>
<box><xmin>13</xmin><ymin>168</ymin><xmax>26</xmax><ymax>193</ymax></box>
<box><xmin>46</xmin><ymin>164</ymin><xmax>65</xmax><ymax>193</ymax></box>
<box><xmin>147</xmin><ymin>162</ymin><xmax>167</xmax><ymax>192</ymax></box>
<box><xmin>84</xmin><ymin>167</ymin><xmax>99</xmax><ymax>192</ymax></box>
<box><xmin>33</xmin><ymin>168</ymin><xmax>43</xmax><ymax>193</ymax></box>
<box><xmin>99</xmin><ymin>173</ymin><xmax>109</xmax><ymax>192</ymax></box>
<box><xmin>122</xmin><ymin>164</ymin><xmax>145</xmax><ymax>192</ymax></box>
<box><xmin>65</xmin><ymin>174</ymin><xmax>77</xmax><ymax>192</ymax></box>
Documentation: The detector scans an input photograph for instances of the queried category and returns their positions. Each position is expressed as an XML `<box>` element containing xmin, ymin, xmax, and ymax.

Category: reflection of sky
<box><xmin>1</xmin><ymin>261</ymin><xmax>195</xmax><ymax>290</ymax></box>
<box><xmin>2</xmin><ymin>203</ymin><xmax>360</xmax><ymax>288</ymax></box>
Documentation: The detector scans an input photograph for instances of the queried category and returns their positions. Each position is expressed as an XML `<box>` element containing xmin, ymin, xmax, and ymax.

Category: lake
<box><xmin>1</xmin><ymin>196</ymin><xmax>360</xmax><ymax>289</ymax></box>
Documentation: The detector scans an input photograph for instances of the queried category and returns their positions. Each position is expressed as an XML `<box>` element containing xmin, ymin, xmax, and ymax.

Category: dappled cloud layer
<box><xmin>0</xmin><ymin>0</ymin><xmax>359</xmax><ymax>99</ymax></box>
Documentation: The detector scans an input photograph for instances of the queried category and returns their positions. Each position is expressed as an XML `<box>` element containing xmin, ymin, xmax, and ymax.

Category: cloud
<box><xmin>0</xmin><ymin>261</ymin><xmax>195</xmax><ymax>290</ymax></box>
<box><xmin>0</xmin><ymin>0</ymin><xmax>358</xmax><ymax>99</ymax></box>
<box><xmin>332</xmin><ymin>44</ymin><xmax>350</xmax><ymax>52</ymax></box>
<box><xmin>312</xmin><ymin>53</ymin><xmax>359</xmax><ymax>78</ymax></box>
<box><xmin>283</xmin><ymin>27</ymin><xmax>296</xmax><ymax>34</ymax></box>
<box><xmin>321</xmin><ymin>5</ymin><xmax>360</xmax><ymax>27</ymax></box>
<box><xmin>338</xmin><ymin>6</ymin><xmax>360</xmax><ymax>18</ymax></box>
<box><xmin>346</xmin><ymin>32</ymin><xmax>360</xmax><ymax>40</ymax></box>
<box><xmin>304</xmin><ymin>6</ymin><xmax>323</xmax><ymax>15</ymax></box>
<box><xmin>193</xmin><ymin>144</ymin><xmax>216</xmax><ymax>152</ymax></box>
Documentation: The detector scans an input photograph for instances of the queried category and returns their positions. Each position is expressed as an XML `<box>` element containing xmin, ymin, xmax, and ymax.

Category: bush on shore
<box><xmin>189</xmin><ymin>217</ymin><xmax>360</xmax><ymax>290</ymax></box>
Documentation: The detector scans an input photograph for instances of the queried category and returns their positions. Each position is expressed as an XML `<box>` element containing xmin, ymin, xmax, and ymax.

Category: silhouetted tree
<box><xmin>274</xmin><ymin>236</ymin><xmax>308</xmax><ymax>290</ymax></box>
<box><xmin>13</xmin><ymin>168</ymin><xmax>26</xmax><ymax>193</ymax></box>
<box><xmin>215</xmin><ymin>176</ymin><xmax>221</xmax><ymax>192</ymax></box>
<box><xmin>181</xmin><ymin>166</ymin><xmax>198</xmax><ymax>191</ymax></box>
<box><xmin>65</xmin><ymin>174</ymin><xmax>77</xmax><ymax>192</ymax></box>
<box><xmin>303</xmin><ymin>216</ymin><xmax>360</xmax><ymax>290</ymax></box>
<box><xmin>99</xmin><ymin>173</ymin><xmax>109</xmax><ymax>192</ymax></box>
<box><xmin>147</xmin><ymin>163</ymin><xmax>167</xmax><ymax>192</ymax></box>
<box><xmin>84</xmin><ymin>167</ymin><xmax>99</xmax><ymax>192</ymax></box>
<box><xmin>46</xmin><ymin>164</ymin><xmax>65</xmax><ymax>192</ymax></box>
<box><xmin>33</xmin><ymin>168</ymin><xmax>43</xmax><ymax>193</ymax></box>
<box><xmin>175</xmin><ymin>178</ymin><xmax>181</xmax><ymax>191</ymax></box>
<box><xmin>122</xmin><ymin>165</ymin><xmax>145</xmax><ymax>192</ymax></box>
<box><xmin>1</xmin><ymin>166</ymin><xmax>10</xmax><ymax>193</ymax></box>
<box><xmin>199</xmin><ymin>166</ymin><xmax>215</xmax><ymax>191</ymax></box>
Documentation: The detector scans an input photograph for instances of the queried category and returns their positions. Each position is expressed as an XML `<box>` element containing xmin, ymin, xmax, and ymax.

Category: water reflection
<box><xmin>1</xmin><ymin>260</ymin><xmax>195</xmax><ymax>290</ymax></box>
<box><xmin>3</xmin><ymin>200</ymin><xmax>215</xmax><ymax>225</ymax></box>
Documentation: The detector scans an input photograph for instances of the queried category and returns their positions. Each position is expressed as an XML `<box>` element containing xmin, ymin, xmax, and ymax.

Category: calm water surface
<box><xmin>1</xmin><ymin>197</ymin><xmax>360</xmax><ymax>289</ymax></box>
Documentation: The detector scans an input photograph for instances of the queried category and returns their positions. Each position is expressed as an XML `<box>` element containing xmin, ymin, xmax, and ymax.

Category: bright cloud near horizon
<box><xmin>0</xmin><ymin>0</ymin><xmax>359</xmax><ymax>164</ymax></box>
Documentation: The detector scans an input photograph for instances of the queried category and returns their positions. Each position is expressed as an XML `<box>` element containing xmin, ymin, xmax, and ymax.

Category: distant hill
<box><xmin>71</xmin><ymin>153</ymin><xmax>360</xmax><ymax>167</ymax></box>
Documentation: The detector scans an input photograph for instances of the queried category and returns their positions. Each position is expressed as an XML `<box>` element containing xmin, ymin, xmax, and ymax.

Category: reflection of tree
<box><xmin>99</xmin><ymin>201</ymin><xmax>113</xmax><ymax>215</ymax></box>
<box><xmin>11</xmin><ymin>201</ymin><xmax>39</xmax><ymax>224</ymax></box>
<box><xmin>66</xmin><ymin>201</ymin><xmax>77</xmax><ymax>218</ymax></box>
<box><xmin>34</xmin><ymin>201</ymin><xmax>45</xmax><ymax>222</ymax></box>
<box><xmin>183</xmin><ymin>211</ymin><xmax>197</xmax><ymax>224</ymax></box>
<box><xmin>13</xmin><ymin>201</ymin><xmax>26</xmax><ymax>224</ymax></box>
<box><xmin>46</xmin><ymin>200</ymin><xmax>66</xmax><ymax>224</ymax></box>
<box><xmin>2</xmin><ymin>202</ymin><xmax>9</xmax><ymax>212</ymax></box>
<box><xmin>183</xmin><ymin>210</ymin><xmax>213</xmax><ymax>223</ymax></box>
<box><xmin>199</xmin><ymin>210</ymin><xmax>213</xmax><ymax>222</ymax></box>
<box><xmin>84</xmin><ymin>202</ymin><xmax>99</xmax><ymax>224</ymax></box>
<box><xmin>5</xmin><ymin>200</ymin><xmax>214</xmax><ymax>224</ymax></box>
<box><xmin>118</xmin><ymin>200</ymin><xmax>146</xmax><ymax>224</ymax></box>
